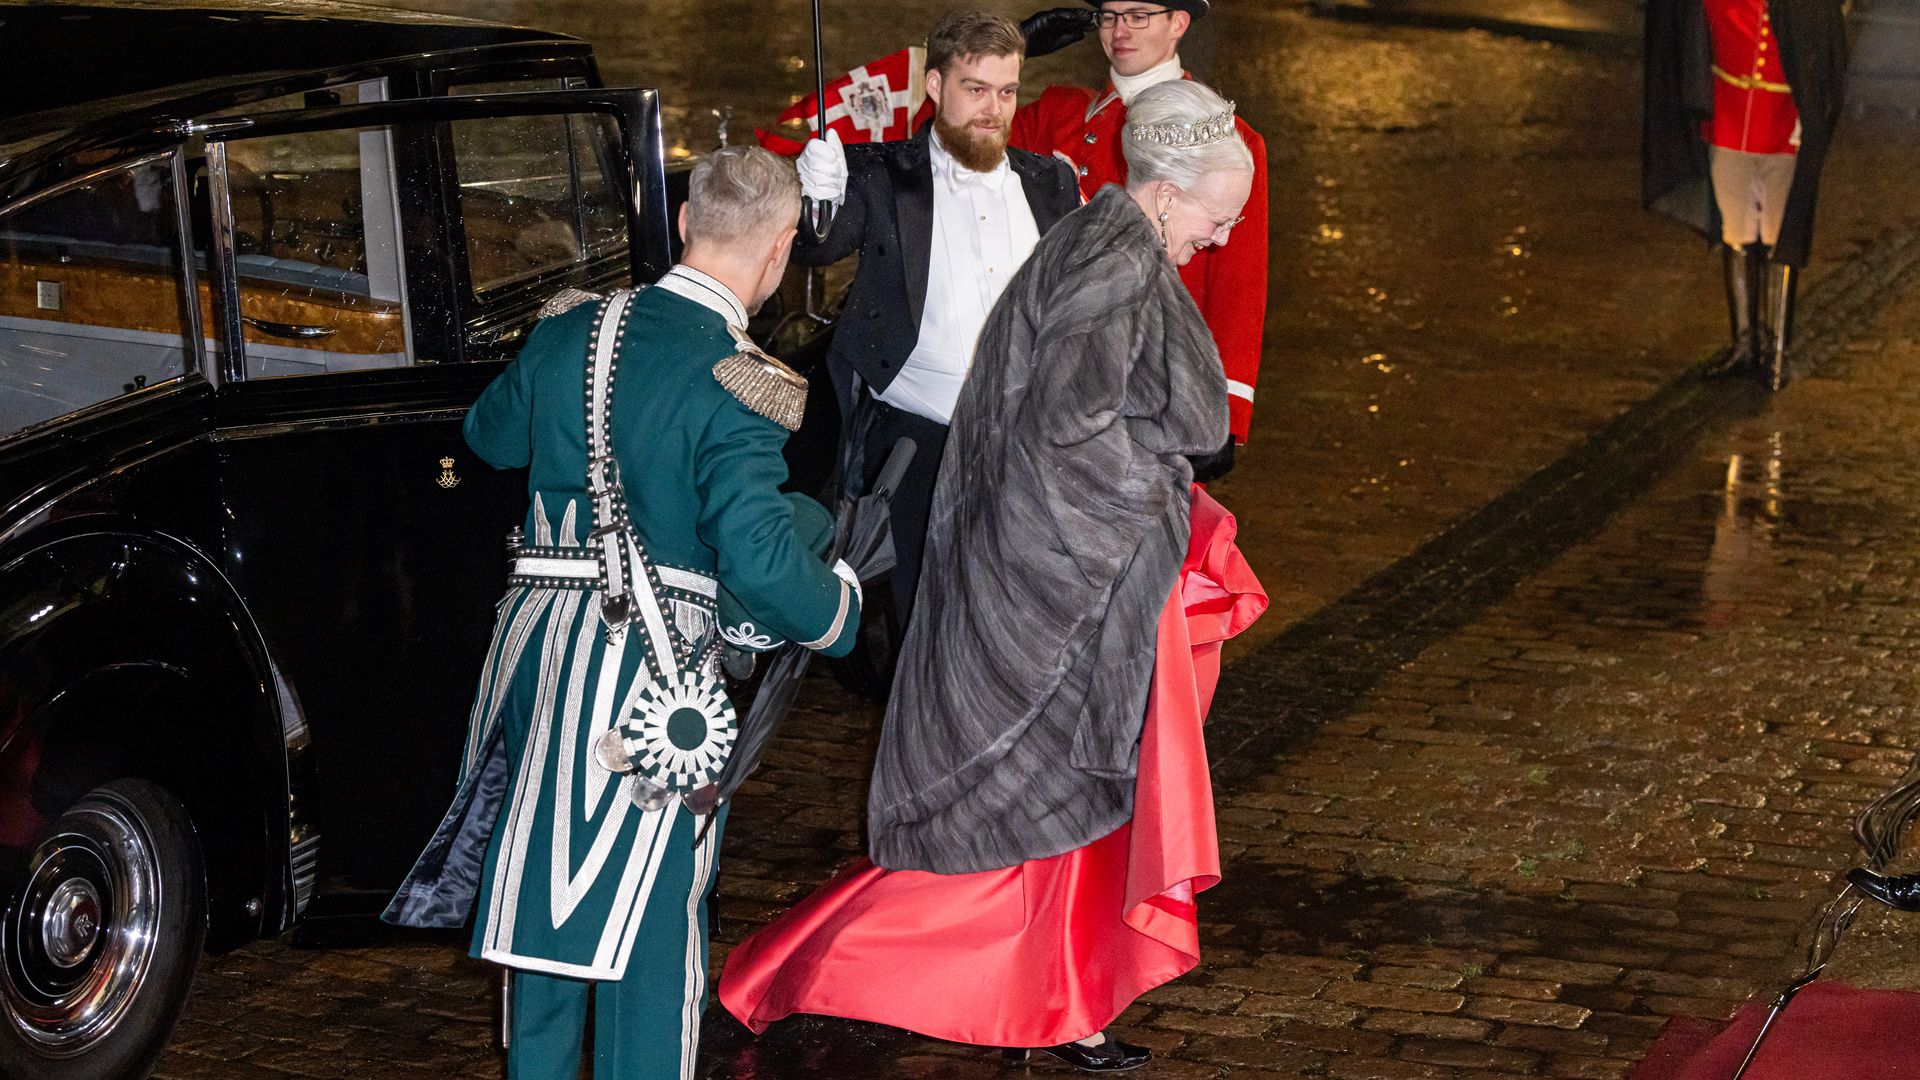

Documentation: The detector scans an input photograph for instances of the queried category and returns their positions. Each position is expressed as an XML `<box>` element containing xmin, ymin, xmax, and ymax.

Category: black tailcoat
<box><xmin>1643</xmin><ymin>0</ymin><xmax>1849</xmax><ymax>267</ymax></box>
<box><xmin>792</xmin><ymin>125</ymin><xmax>1083</xmax><ymax>406</ymax></box>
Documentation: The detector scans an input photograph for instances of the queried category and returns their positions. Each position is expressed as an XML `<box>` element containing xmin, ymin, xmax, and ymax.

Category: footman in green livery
<box><xmin>384</xmin><ymin>145</ymin><xmax>859</xmax><ymax>1080</ymax></box>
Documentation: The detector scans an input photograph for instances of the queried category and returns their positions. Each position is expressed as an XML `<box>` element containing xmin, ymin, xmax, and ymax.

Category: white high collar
<box><xmin>656</xmin><ymin>264</ymin><xmax>748</xmax><ymax>330</ymax></box>
<box><xmin>1112</xmin><ymin>55</ymin><xmax>1184</xmax><ymax>105</ymax></box>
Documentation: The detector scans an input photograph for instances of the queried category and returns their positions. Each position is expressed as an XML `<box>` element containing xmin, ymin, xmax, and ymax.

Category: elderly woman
<box><xmin>720</xmin><ymin>80</ymin><xmax>1268</xmax><ymax>1072</ymax></box>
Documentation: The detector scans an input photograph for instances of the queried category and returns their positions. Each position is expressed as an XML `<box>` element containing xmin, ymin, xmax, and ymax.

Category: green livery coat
<box><xmin>384</xmin><ymin>286</ymin><xmax>856</xmax><ymax>982</ymax></box>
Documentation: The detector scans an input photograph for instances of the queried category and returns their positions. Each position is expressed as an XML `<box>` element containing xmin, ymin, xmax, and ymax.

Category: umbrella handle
<box><xmin>870</xmin><ymin>437</ymin><xmax>918</xmax><ymax>501</ymax></box>
<box><xmin>804</xmin><ymin>196</ymin><xmax>836</xmax><ymax>238</ymax></box>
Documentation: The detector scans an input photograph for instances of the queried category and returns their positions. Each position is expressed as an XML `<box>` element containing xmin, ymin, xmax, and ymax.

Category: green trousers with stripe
<box><xmin>507</xmin><ymin>806</ymin><xmax>727</xmax><ymax>1080</ymax></box>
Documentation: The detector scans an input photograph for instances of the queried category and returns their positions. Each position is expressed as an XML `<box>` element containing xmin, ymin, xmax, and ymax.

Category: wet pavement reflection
<box><xmin>1700</xmin><ymin>439</ymin><xmax>1785</xmax><ymax>631</ymax></box>
<box><xmin>151</xmin><ymin>2</ymin><xmax>1920</xmax><ymax>1078</ymax></box>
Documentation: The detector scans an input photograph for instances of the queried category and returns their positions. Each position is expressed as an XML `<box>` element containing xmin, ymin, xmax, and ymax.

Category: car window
<box><xmin>450</xmin><ymin>109</ymin><xmax>628</xmax><ymax>294</ymax></box>
<box><xmin>215</xmin><ymin>124</ymin><xmax>415</xmax><ymax>378</ymax></box>
<box><xmin>0</xmin><ymin>155</ymin><xmax>194</xmax><ymax>441</ymax></box>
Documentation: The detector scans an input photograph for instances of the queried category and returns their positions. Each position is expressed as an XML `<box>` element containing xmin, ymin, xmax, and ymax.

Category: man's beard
<box><xmin>934</xmin><ymin>115</ymin><xmax>1009</xmax><ymax>173</ymax></box>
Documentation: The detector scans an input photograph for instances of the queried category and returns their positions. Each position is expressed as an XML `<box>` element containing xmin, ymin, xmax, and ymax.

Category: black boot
<box><xmin>1762</xmin><ymin>255</ymin><xmax>1796</xmax><ymax>392</ymax></box>
<box><xmin>1706</xmin><ymin>245</ymin><xmax>1761</xmax><ymax>377</ymax></box>
<box><xmin>1846</xmin><ymin>867</ymin><xmax>1920</xmax><ymax>911</ymax></box>
<box><xmin>1004</xmin><ymin>1032</ymin><xmax>1152</xmax><ymax>1073</ymax></box>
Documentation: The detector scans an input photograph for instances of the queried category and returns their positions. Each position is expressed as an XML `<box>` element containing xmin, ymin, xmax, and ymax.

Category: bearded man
<box><xmin>793</xmin><ymin>9</ymin><xmax>1081</xmax><ymax>638</ymax></box>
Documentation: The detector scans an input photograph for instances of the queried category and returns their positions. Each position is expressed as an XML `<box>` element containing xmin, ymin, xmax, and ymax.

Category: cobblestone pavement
<box><xmin>155</xmin><ymin>277</ymin><xmax>1920</xmax><ymax>1080</ymax></box>
<box><xmin>151</xmin><ymin>3</ymin><xmax>1920</xmax><ymax>1079</ymax></box>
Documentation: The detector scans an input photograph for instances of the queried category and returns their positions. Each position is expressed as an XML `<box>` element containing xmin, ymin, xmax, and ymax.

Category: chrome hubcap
<box><xmin>40</xmin><ymin>880</ymin><xmax>103</xmax><ymax>970</ymax></box>
<box><xmin>3</xmin><ymin>796</ymin><xmax>161</xmax><ymax>1057</ymax></box>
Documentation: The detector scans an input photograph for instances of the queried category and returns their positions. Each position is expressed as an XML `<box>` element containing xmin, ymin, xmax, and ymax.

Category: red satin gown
<box><xmin>718</xmin><ymin>487</ymin><xmax>1268</xmax><ymax>1047</ymax></box>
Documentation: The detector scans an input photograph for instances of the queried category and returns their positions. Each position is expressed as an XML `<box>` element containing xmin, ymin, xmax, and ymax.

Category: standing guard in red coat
<box><xmin>1012</xmin><ymin>0</ymin><xmax>1269</xmax><ymax>456</ymax></box>
<box><xmin>1644</xmin><ymin>0</ymin><xmax>1848</xmax><ymax>390</ymax></box>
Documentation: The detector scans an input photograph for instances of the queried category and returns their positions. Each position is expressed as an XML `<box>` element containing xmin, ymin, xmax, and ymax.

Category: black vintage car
<box><xmin>0</xmin><ymin>2</ymin><xmax>843</xmax><ymax>1075</ymax></box>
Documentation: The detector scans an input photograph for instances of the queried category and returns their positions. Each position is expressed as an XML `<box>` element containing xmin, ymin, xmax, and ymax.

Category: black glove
<box><xmin>1187</xmin><ymin>436</ymin><xmax>1236</xmax><ymax>484</ymax></box>
<box><xmin>1020</xmin><ymin>7</ymin><xmax>1097</xmax><ymax>58</ymax></box>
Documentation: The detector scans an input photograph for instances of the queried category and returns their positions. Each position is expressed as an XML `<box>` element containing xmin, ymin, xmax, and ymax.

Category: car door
<box><xmin>0</xmin><ymin>147</ymin><xmax>214</xmax><ymax>840</ymax></box>
<box><xmin>197</xmin><ymin>89</ymin><xmax>669</xmax><ymax>909</ymax></box>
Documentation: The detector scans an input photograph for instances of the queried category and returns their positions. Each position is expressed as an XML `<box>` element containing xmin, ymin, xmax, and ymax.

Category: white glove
<box><xmin>797</xmin><ymin>129</ymin><xmax>848</xmax><ymax>205</ymax></box>
<box><xmin>831</xmin><ymin>557</ymin><xmax>863</xmax><ymax>608</ymax></box>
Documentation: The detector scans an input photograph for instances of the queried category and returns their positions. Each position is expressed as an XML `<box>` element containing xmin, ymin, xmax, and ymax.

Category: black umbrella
<box><xmin>694</xmin><ymin>434</ymin><xmax>916</xmax><ymax>821</ymax></box>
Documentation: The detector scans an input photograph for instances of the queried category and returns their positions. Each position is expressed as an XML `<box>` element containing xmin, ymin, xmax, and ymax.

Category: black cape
<box><xmin>1642</xmin><ymin>0</ymin><xmax>1849</xmax><ymax>267</ymax></box>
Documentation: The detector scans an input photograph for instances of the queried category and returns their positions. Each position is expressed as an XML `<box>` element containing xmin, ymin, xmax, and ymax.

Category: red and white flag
<box><xmin>757</xmin><ymin>46</ymin><xmax>927</xmax><ymax>155</ymax></box>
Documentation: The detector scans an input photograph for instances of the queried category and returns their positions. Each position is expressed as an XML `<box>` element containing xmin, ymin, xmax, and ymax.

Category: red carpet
<box><xmin>1631</xmin><ymin>980</ymin><xmax>1920</xmax><ymax>1080</ymax></box>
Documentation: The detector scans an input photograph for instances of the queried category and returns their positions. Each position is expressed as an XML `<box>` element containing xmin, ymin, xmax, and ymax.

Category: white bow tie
<box><xmin>946</xmin><ymin>164</ymin><xmax>1009</xmax><ymax>196</ymax></box>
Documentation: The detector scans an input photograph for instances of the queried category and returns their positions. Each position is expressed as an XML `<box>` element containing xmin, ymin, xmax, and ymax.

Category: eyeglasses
<box><xmin>1179</xmin><ymin>189</ymin><xmax>1245</xmax><ymax>242</ymax></box>
<box><xmin>1096</xmin><ymin>8</ymin><xmax>1178</xmax><ymax>29</ymax></box>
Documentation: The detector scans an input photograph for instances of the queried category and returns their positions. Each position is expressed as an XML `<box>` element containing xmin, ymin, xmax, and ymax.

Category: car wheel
<box><xmin>1</xmin><ymin>779</ymin><xmax>206</xmax><ymax>1079</ymax></box>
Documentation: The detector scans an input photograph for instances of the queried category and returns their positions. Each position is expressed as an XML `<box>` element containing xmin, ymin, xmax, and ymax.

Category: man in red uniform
<box><xmin>1705</xmin><ymin>0</ymin><xmax>1800</xmax><ymax>386</ymax></box>
<box><xmin>1011</xmin><ymin>0</ymin><xmax>1269</xmax><ymax>454</ymax></box>
<box><xmin>1644</xmin><ymin>0</ymin><xmax>1847</xmax><ymax>390</ymax></box>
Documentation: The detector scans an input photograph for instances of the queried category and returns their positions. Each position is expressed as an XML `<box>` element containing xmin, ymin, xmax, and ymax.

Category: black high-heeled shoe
<box><xmin>1847</xmin><ymin>867</ymin><xmax>1920</xmax><ymax>912</ymax></box>
<box><xmin>1002</xmin><ymin>1032</ymin><xmax>1152</xmax><ymax>1072</ymax></box>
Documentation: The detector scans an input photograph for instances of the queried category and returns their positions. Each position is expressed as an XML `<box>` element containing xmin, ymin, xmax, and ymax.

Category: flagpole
<box><xmin>804</xmin><ymin>0</ymin><xmax>835</xmax><ymax>236</ymax></box>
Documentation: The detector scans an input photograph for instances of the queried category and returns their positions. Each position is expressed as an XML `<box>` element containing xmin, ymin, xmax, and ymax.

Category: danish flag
<box><xmin>757</xmin><ymin>46</ymin><xmax>927</xmax><ymax>155</ymax></box>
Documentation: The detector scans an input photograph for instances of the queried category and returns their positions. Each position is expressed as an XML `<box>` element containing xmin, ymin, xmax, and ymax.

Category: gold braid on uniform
<box><xmin>714</xmin><ymin>341</ymin><xmax>808</xmax><ymax>432</ymax></box>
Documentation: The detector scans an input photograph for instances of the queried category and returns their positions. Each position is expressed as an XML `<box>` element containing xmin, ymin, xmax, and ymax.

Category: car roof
<box><xmin>1</xmin><ymin>0</ymin><xmax>576</xmax><ymax>128</ymax></box>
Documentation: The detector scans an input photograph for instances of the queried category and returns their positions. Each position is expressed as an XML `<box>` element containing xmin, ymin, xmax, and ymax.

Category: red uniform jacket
<box><xmin>1012</xmin><ymin>78</ymin><xmax>1270</xmax><ymax>443</ymax></box>
<box><xmin>1705</xmin><ymin>0</ymin><xmax>1799</xmax><ymax>154</ymax></box>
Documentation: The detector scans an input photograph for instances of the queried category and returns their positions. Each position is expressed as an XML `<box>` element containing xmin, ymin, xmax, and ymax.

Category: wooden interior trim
<box><xmin>1</xmin><ymin>256</ymin><xmax>404</xmax><ymax>354</ymax></box>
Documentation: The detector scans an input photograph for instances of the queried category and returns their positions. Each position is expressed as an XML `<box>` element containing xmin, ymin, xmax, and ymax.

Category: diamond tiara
<box><xmin>1125</xmin><ymin>103</ymin><xmax>1238</xmax><ymax>148</ymax></box>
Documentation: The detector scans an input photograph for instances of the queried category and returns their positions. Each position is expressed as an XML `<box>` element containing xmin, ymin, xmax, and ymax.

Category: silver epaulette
<box><xmin>714</xmin><ymin>327</ymin><xmax>807</xmax><ymax>432</ymax></box>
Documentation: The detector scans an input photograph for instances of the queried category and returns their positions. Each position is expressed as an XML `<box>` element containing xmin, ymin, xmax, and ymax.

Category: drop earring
<box><xmin>1158</xmin><ymin>210</ymin><xmax>1171</xmax><ymax>247</ymax></box>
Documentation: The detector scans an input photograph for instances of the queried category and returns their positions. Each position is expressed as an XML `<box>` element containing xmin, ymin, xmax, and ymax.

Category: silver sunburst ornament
<box><xmin>607</xmin><ymin>670</ymin><xmax>738</xmax><ymax>794</ymax></box>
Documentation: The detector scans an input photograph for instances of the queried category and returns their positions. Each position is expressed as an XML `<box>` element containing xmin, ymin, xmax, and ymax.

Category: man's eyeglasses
<box><xmin>1096</xmin><ymin>7</ymin><xmax>1178</xmax><ymax>29</ymax></box>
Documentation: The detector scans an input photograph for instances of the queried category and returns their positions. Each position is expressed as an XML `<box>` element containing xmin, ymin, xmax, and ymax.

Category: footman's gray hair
<box><xmin>686</xmin><ymin>144</ymin><xmax>803</xmax><ymax>247</ymax></box>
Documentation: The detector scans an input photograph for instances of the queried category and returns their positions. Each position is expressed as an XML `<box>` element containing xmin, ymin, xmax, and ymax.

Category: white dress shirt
<box><xmin>879</xmin><ymin>134</ymin><xmax>1041</xmax><ymax>425</ymax></box>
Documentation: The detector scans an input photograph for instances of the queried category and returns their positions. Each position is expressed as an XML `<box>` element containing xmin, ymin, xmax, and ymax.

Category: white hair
<box><xmin>685</xmin><ymin>145</ymin><xmax>803</xmax><ymax>248</ymax></box>
<box><xmin>1122</xmin><ymin>80</ymin><xmax>1254</xmax><ymax>191</ymax></box>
